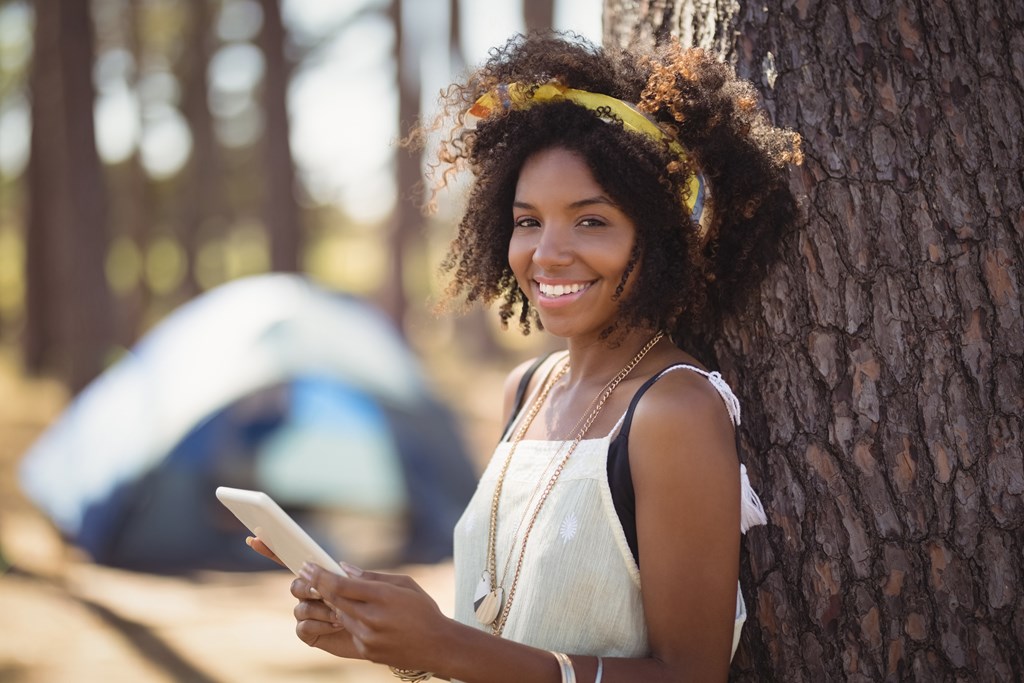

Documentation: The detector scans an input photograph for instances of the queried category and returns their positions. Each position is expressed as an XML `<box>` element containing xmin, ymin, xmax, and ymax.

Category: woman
<box><xmin>251</xmin><ymin>32</ymin><xmax>800</xmax><ymax>682</ymax></box>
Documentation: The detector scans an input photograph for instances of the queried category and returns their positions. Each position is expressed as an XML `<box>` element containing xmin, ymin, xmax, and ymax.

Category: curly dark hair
<box><xmin>426</xmin><ymin>31</ymin><xmax>802</xmax><ymax>343</ymax></box>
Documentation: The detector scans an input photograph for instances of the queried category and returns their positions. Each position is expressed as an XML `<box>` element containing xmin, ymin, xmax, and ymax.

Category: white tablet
<box><xmin>215</xmin><ymin>486</ymin><xmax>347</xmax><ymax>576</ymax></box>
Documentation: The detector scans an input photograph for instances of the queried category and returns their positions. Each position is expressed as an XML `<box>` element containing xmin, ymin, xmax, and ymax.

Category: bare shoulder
<box><xmin>633</xmin><ymin>366</ymin><xmax>737</xmax><ymax>435</ymax></box>
<box><xmin>628</xmin><ymin>366</ymin><xmax>740</xmax><ymax>476</ymax></box>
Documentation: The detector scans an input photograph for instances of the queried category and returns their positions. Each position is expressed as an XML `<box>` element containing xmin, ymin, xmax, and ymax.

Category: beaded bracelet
<box><xmin>389</xmin><ymin>666</ymin><xmax>433</xmax><ymax>682</ymax></box>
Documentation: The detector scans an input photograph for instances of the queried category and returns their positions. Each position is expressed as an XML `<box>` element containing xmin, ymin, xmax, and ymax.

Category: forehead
<box><xmin>514</xmin><ymin>147</ymin><xmax>605</xmax><ymax>200</ymax></box>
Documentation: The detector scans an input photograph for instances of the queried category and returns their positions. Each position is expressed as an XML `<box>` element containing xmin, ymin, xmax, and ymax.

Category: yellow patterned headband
<box><xmin>465</xmin><ymin>82</ymin><xmax>708</xmax><ymax>230</ymax></box>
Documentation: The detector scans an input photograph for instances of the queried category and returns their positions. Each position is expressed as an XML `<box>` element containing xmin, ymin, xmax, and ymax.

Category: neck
<box><xmin>562</xmin><ymin>328</ymin><xmax>664</xmax><ymax>389</ymax></box>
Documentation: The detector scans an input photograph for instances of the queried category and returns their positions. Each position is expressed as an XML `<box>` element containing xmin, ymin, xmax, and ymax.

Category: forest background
<box><xmin>0</xmin><ymin>0</ymin><xmax>598</xmax><ymax>390</ymax></box>
<box><xmin>0</xmin><ymin>1</ymin><xmax>591</xmax><ymax>681</ymax></box>
<box><xmin>1</xmin><ymin>0</ymin><xmax>1023</xmax><ymax>681</ymax></box>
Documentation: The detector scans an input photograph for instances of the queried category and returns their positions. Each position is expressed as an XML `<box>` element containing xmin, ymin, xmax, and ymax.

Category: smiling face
<box><xmin>509</xmin><ymin>146</ymin><xmax>639</xmax><ymax>342</ymax></box>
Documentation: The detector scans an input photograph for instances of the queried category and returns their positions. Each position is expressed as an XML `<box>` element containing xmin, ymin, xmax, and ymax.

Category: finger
<box><xmin>302</xmin><ymin>563</ymin><xmax>422</xmax><ymax>602</ymax></box>
<box><xmin>339</xmin><ymin>566</ymin><xmax>431</xmax><ymax>601</ymax></box>
<box><xmin>294</xmin><ymin>599</ymin><xmax>338</xmax><ymax>625</ymax></box>
<box><xmin>321</xmin><ymin>592</ymin><xmax>370</xmax><ymax>625</ymax></box>
<box><xmin>290</xmin><ymin>577</ymin><xmax>322</xmax><ymax>600</ymax></box>
<box><xmin>352</xmin><ymin>570</ymin><xmax>427</xmax><ymax>595</ymax></box>
<box><xmin>289</xmin><ymin>576</ymin><xmax>362</xmax><ymax>624</ymax></box>
<box><xmin>296</xmin><ymin>618</ymin><xmax>344</xmax><ymax>646</ymax></box>
<box><xmin>246</xmin><ymin>537</ymin><xmax>286</xmax><ymax>568</ymax></box>
<box><xmin>300</xmin><ymin>563</ymin><xmax>380</xmax><ymax>603</ymax></box>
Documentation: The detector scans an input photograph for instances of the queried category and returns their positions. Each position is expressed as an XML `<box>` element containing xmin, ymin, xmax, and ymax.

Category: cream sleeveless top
<box><xmin>451</xmin><ymin>363</ymin><xmax>767</xmax><ymax>668</ymax></box>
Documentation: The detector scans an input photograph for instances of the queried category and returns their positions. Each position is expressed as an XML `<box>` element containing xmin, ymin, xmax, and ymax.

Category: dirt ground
<box><xmin>0</xmin><ymin>349</ymin><xmax>512</xmax><ymax>683</ymax></box>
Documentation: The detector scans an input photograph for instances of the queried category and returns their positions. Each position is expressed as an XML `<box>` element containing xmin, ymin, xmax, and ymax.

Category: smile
<box><xmin>537</xmin><ymin>281</ymin><xmax>592</xmax><ymax>298</ymax></box>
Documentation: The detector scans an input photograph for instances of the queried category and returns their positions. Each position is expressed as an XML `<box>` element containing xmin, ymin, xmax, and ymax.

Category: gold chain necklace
<box><xmin>474</xmin><ymin>331</ymin><xmax>665</xmax><ymax>636</ymax></box>
<box><xmin>491</xmin><ymin>358</ymin><xmax>600</xmax><ymax>596</ymax></box>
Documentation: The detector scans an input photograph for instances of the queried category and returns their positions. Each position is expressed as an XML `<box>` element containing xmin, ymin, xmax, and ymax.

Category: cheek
<box><xmin>507</xmin><ymin>235</ymin><xmax>533</xmax><ymax>286</ymax></box>
<box><xmin>610</xmin><ymin>244</ymin><xmax>640</xmax><ymax>295</ymax></box>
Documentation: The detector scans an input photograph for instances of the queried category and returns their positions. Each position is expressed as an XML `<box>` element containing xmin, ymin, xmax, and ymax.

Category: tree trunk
<box><xmin>59</xmin><ymin>0</ymin><xmax>116</xmax><ymax>392</ymax></box>
<box><xmin>605</xmin><ymin>1</ymin><xmax>1024</xmax><ymax>680</ymax></box>
<box><xmin>175</xmin><ymin>0</ymin><xmax>222</xmax><ymax>299</ymax></box>
<box><xmin>117</xmin><ymin>0</ymin><xmax>155</xmax><ymax>344</ymax></box>
<box><xmin>449</xmin><ymin>0</ymin><xmax>465</xmax><ymax>74</ymax></box>
<box><xmin>381</xmin><ymin>0</ymin><xmax>422</xmax><ymax>335</ymax></box>
<box><xmin>258</xmin><ymin>0</ymin><xmax>302</xmax><ymax>273</ymax></box>
<box><xmin>445</xmin><ymin>0</ymin><xmax>501</xmax><ymax>359</ymax></box>
<box><xmin>26</xmin><ymin>0</ymin><xmax>114</xmax><ymax>391</ymax></box>
<box><xmin>523</xmin><ymin>0</ymin><xmax>555</xmax><ymax>33</ymax></box>
<box><xmin>24</xmin><ymin>0</ymin><xmax>69</xmax><ymax>377</ymax></box>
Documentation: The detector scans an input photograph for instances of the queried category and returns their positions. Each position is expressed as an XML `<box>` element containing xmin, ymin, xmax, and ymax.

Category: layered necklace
<box><xmin>475</xmin><ymin>331</ymin><xmax>665</xmax><ymax>636</ymax></box>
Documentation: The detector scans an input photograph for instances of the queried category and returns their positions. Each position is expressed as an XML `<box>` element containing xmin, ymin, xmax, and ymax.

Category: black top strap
<box><xmin>500</xmin><ymin>352</ymin><xmax>558</xmax><ymax>437</ymax></box>
<box><xmin>614</xmin><ymin>363</ymin><xmax>695</xmax><ymax>441</ymax></box>
<box><xmin>607</xmin><ymin>363</ymin><xmax>695</xmax><ymax>565</ymax></box>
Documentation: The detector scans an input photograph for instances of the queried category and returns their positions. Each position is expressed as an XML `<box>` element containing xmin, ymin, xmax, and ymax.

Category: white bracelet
<box><xmin>549</xmin><ymin>651</ymin><xmax>577</xmax><ymax>683</ymax></box>
<box><xmin>594</xmin><ymin>656</ymin><xmax>604</xmax><ymax>683</ymax></box>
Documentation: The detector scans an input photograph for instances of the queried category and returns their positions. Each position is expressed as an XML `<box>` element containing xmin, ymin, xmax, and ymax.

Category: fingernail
<box><xmin>300</xmin><ymin>562</ymin><xmax>315</xmax><ymax>580</ymax></box>
<box><xmin>340</xmin><ymin>561</ymin><xmax>363</xmax><ymax>577</ymax></box>
<box><xmin>245</xmin><ymin>536</ymin><xmax>254</xmax><ymax>547</ymax></box>
<box><xmin>309</xmin><ymin>586</ymin><xmax>321</xmax><ymax>598</ymax></box>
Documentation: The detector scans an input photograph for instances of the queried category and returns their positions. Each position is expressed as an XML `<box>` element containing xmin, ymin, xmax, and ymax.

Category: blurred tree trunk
<box><xmin>258</xmin><ymin>0</ymin><xmax>302</xmax><ymax>273</ymax></box>
<box><xmin>118</xmin><ymin>0</ymin><xmax>155</xmax><ymax>341</ymax></box>
<box><xmin>382</xmin><ymin>0</ymin><xmax>421</xmax><ymax>334</ymax></box>
<box><xmin>25</xmin><ymin>0</ymin><xmax>114</xmax><ymax>392</ymax></box>
<box><xmin>59</xmin><ymin>0</ymin><xmax>115</xmax><ymax>392</ymax></box>
<box><xmin>447</xmin><ymin>0</ymin><xmax>502</xmax><ymax>359</ymax></box>
<box><xmin>24</xmin><ymin>0</ymin><xmax>68</xmax><ymax>376</ymax></box>
<box><xmin>523</xmin><ymin>0</ymin><xmax>555</xmax><ymax>33</ymax></box>
<box><xmin>606</xmin><ymin>1</ymin><xmax>1024</xmax><ymax>680</ymax></box>
<box><xmin>175</xmin><ymin>0</ymin><xmax>223</xmax><ymax>299</ymax></box>
<box><xmin>449</xmin><ymin>0</ymin><xmax>464</xmax><ymax>73</ymax></box>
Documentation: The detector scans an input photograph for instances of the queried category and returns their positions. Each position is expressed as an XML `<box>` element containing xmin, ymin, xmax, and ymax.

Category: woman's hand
<box><xmin>289</xmin><ymin>574</ymin><xmax>366</xmax><ymax>659</ymax></box>
<box><xmin>297</xmin><ymin>562</ymin><xmax>450</xmax><ymax>672</ymax></box>
<box><xmin>246</xmin><ymin>536</ymin><xmax>368</xmax><ymax>659</ymax></box>
<box><xmin>245</xmin><ymin>536</ymin><xmax>284</xmax><ymax>567</ymax></box>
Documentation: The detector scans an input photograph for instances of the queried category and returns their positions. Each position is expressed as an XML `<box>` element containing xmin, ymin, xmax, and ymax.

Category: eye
<box><xmin>514</xmin><ymin>216</ymin><xmax>541</xmax><ymax>228</ymax></box>
<box><xmin>578</xmin><ymin>216</ymin><xmax>607</xmax><ymax>228</ymax></box>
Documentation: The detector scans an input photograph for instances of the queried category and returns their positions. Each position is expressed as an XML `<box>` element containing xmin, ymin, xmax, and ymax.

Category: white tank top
<box><xmin>451</xmin><ymin>363</ymin><xmax>766</xmax><ymax>670</ymax></box>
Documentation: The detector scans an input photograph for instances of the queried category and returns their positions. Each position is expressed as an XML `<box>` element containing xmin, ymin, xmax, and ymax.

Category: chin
<box><xmin>534</xmin><ymin>317</ymin><xmax>602</xmax><ymax>341</ymax></box>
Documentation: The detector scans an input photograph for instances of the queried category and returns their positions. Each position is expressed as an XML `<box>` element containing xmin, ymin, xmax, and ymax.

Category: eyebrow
<box><xmin>513</xmin><ymin>195</ymin><xmax>617</xmax><ymax>210</ymax></box>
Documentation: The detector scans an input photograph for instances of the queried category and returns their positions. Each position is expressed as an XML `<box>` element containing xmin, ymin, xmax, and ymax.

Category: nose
<box><xmin>532</xmin><ymin>223</ymin><xmax>573</xmax><ymax>268</ymax></box>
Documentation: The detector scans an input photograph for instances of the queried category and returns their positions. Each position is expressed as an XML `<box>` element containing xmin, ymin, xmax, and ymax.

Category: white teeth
<box><xmin>539</xmin><ymin>282</ymin><xmax>588</xmax><ymax>297</ymax></box>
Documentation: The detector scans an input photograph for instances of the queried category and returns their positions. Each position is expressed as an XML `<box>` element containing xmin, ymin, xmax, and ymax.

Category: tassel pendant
<box><xmin>473</xmin><ymin>572</ymin><xmax>503</xmax><ymax>626</ymax></box>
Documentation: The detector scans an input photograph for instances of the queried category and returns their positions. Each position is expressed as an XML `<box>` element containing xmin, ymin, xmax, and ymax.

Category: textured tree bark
<box><xmin>605</xmin><ymin>1</ymin><xmax>1024</xmax><ymax>680</ymax></box>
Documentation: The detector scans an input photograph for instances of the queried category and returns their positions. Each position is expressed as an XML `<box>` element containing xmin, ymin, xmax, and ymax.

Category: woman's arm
<box><xmin>628</xmin><ymin>369</ymin><xmax>743</xmax><ymax>681</ymax></box>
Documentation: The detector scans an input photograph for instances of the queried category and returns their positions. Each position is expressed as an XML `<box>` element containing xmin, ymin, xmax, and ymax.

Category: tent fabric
<box><xmin>19</xmin><ymin>274</ymin><xmax>477</xmax><ymax>573</ymax></box>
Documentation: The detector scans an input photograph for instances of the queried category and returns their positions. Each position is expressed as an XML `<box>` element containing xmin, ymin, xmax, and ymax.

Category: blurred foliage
<box><xmin>0</xmin><ymin>0</ymin><xmax>564</xmax><ymax>392</ymax></box>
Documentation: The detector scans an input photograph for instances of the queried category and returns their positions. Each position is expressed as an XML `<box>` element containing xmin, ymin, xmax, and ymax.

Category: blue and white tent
<box><xmin>20</xmin><ymin>274</ymin><xmax>477</xmax><ymax>573</ymax></box>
